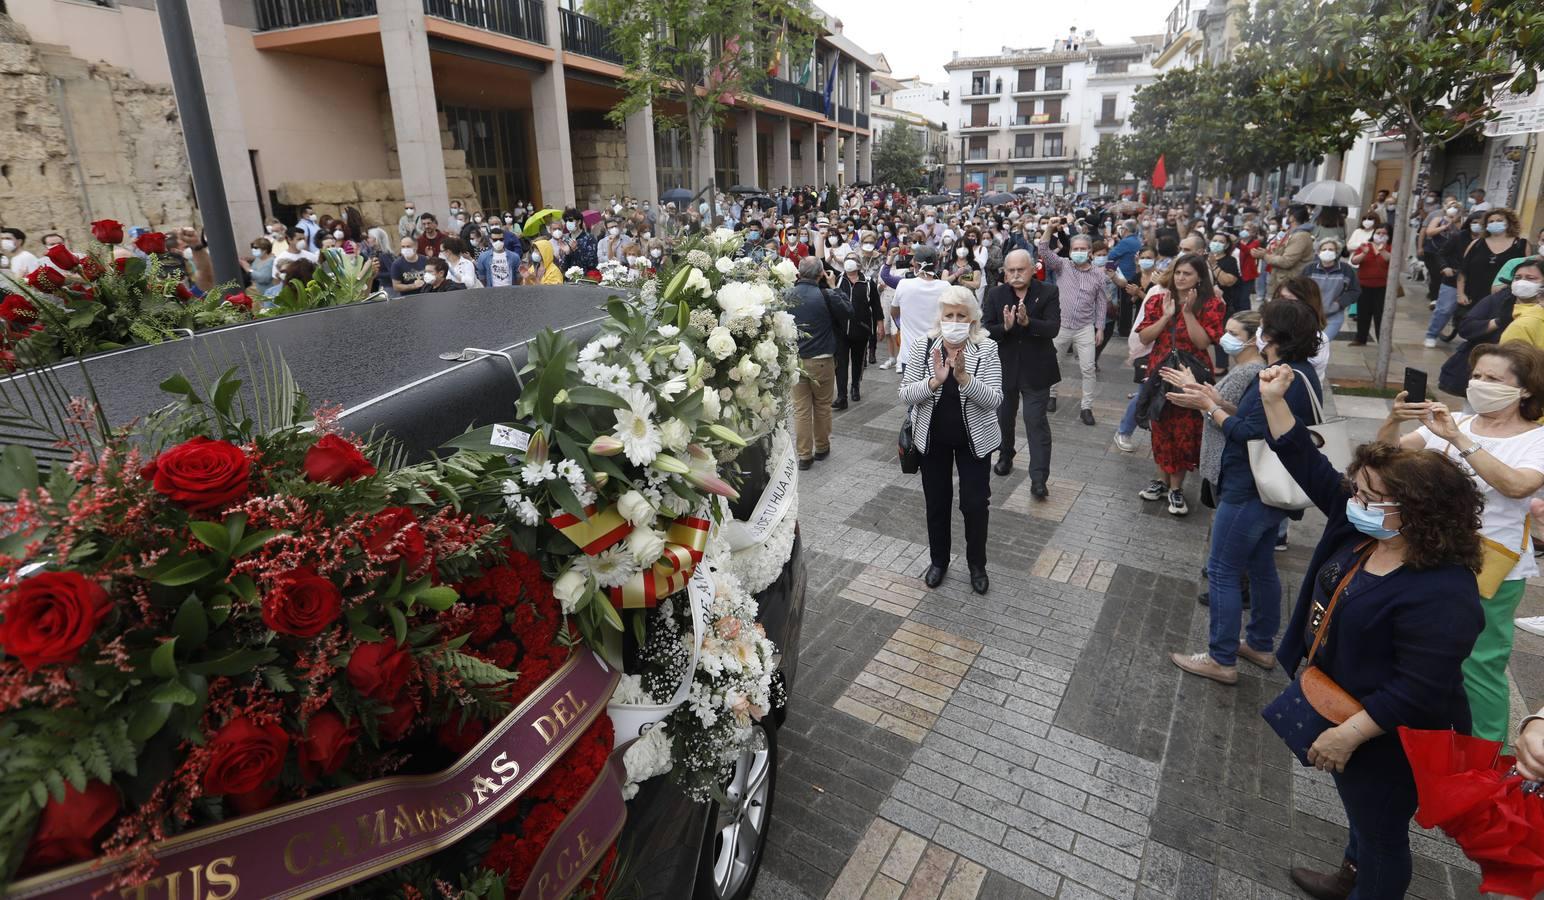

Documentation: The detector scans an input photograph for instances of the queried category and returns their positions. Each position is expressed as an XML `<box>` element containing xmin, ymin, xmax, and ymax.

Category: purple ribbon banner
<box><xmin>5</xmin><ymin>651</ymin><xmax>620</xmax><ymax>900</ymax></box>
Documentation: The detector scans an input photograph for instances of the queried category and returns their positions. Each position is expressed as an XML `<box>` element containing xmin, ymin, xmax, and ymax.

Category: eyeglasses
<box><xmin>1349</xmin><ymin>486</ymin><xmax>1399</xmax><ymax>510</ymax></box>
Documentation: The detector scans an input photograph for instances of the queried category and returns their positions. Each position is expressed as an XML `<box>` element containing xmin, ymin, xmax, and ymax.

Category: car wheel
<box><xmin>695</xmin><ymin>719</ymin><xmax>777</xmax><ymax>900</ymax></box>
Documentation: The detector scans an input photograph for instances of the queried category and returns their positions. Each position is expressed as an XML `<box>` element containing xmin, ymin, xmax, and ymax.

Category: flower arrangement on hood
<box><xmin>565</xmin><ymin>260</ymin><xmax>641</xmax><ymax>287</ymax></box>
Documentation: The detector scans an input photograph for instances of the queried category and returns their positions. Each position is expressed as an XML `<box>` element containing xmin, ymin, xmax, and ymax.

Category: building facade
<box><xmin>868</xmin><ymin>73</ymin><xmax>948</xmax><ymax>163</ymax></box>
<box><xmin>2</xmin><ymin>0</ymin><xmax>877</xmax><ymax>244</ymax></box>
<box><xmin>943</xmin><ymin>46</ymin><xmax>1088</xmax><ymax>194</ymax></box>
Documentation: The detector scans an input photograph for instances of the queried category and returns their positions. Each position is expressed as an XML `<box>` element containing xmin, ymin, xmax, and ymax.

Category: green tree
<box><xmin>1255</xmin><ymin>0</ymin><xmax>1544</xmax><ymax>385</ymax></box>
<box><xmin>1086</xmin><ymin>136</ymin><xmax>1133</xmax><ymax>192</ymax></box>
<box><xmin>588</xmin><ymin>0</ymin><xmax>818</xmax><ymax>213</ymax></box>
<box><xmin>872</xmin><ymin>125</ymin><xmax>926</xmax><ymax>189</ymax></box>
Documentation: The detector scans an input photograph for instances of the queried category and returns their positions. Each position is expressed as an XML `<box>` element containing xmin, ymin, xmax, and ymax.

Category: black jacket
<box><xmin>1440</xmin><ymin>286</ymin><xmax>1518</xmax><ymax>395</ymax></box>
<box><xmin>789</xmin><ymin>279</ymin><xmax>852</xmax><ymax>358</ymax></box>
<box><xmin>982</xmin><ymin>281</ymin><xmax>1061</xmax><ymax>389</ymax></box>
<box><xmin>834</xmin><ymin>273</ymin><xmax>883</xmax><ymax>342</ymax></box>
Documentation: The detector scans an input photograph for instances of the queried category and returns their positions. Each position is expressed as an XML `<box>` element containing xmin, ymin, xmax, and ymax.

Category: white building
<box><xmin>1078</xmin><ymin>37</ymin><xmax>1162</xmax><ymax>192</ymax></box>
<box><xmin>869</xmin><ymin>72</ymin><xmax>949</xmax><ymax>162</ymax></box>
<box><xmin>943</xmin><ymin>44</ymin><xmax>1089</xmax><ymax>193</ymax></box>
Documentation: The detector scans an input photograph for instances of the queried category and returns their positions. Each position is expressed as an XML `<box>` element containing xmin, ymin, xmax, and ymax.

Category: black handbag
<box><xmin>898</xmin><ymin>416</ymin><xmax>920</xmax><ymax>474</ymax></box>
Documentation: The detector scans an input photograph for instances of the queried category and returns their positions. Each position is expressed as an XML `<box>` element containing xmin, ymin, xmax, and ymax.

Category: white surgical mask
<box><xmin>939</xmin><ymin>321</ymin><xmax>970</xmax><ymax>343</ymax></box>
<box><xmin>650</xmin><ymin>248</ymin><xmax>661</xmax><ymax>259</ymax></box>
<box><xmin>1219</xmin><ymin>333</ymin><xmax>1247</xmax><ymax>356</ymax></box>
<box><xmin>609</xmin><ymin>227</ymin><xmax>620</xmax><ymax>237</ymax></box>
<box><xmin>1447</xmin><ymin>206</ymin><xmax>1460</xmax><ymax>216</ymax></box>
<box><xmin>1471</xmin><ymin>223</ymin><xmax>1484</xmax><ymax>234</ymax></box>
<box><xmin>1319</xmin><ymin>250</ymin><xmax>1338</xmax><ymax>264</ymax></box>
<box><xmin>1467</xmin><ymin>379</ymin><xmax>1523</xmax><ymax>414</ymax></box>
<box><xmin>1070</xmin><ymin>250</ymin><xmax>1089</xmax><ymax>265</ymax></box>
<box><xmin>333</xmin><ymin>230</ymin><xmax>345</xmax><ymax>240</ymax></box>
<box><xmin>861</xmin><ymin>243</ymin><xmax>874</xmax><ymax>253</ymax></box>
<box><xmin>405</xmin><ymin>208</ymin><xmax>415</xmax><ymax>216</ymax></box>
<box><xmin>1092</xmin><ymin>255</ymin><xmax>1108</xmax><ymax>267</ymax></box>
<box><xmin>1372</xmin><ymin>233</ymin><xmax>1388</xmax><ymax>244</ymax></box>
<box><xmin>1239</xmin><ymin>230</ymin><xmax>1251</xmax><ymax>240</ymax></box>
<box><xmin>1361</xmin><ymin>219</ymin><xmax>1374</xmax><ymax>229</ymax></box>
<box><xmin>1209</xmin><ymin>241</ymin><xmax>1226</xmax><ymax>254</ymax></box>
<box><xmin>400</xmin><ymin>248</ymin><xmax>417</xmax><ymax>260</ymax></box>
<box><xmin>843</xmin><ymin>259</ymin><xmax>859</xmax><ymax>272</ymax></box>
<box><xmin>925</xmin><ymin>216</ymin><xmax>935</xmax><ymax>225</ymax></box>
<box><xmin>423</xmin><ymin>271</ymin><xmax>438</xmax><ymax>284</ymax></box>
<box><xmin>492</xmin><ymin>240</ymin><xmax>505</xmax><ymax>252</ymax></box>
<box><xmin>531</xmin><ymin>251</ymin><xmax>542</xmax><ymax>263</ymax></box>
<box><xmin>1487</xmin><ymin>221</ymin><xmax>1506</xmax><ymax>235</ymax></box>
<box><xmin>1511</xmin><ymin>278</ymin><xmax>1541</xmax><ymax>299</ymax></box>
<box><xmin>956</xmin><ymin>248</ymin><xmax>968</xmax><ymax>258</ymax></box>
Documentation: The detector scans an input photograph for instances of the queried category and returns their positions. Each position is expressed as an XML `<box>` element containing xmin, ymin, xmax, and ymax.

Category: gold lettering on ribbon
<box><xmin>205</xmin><ymin>856</ymin><xmax>240</xmax><ymax>900</ymax></box>
<box><xmin>536</xmin><ymin>828</ymin><xmax>598</xmax><ymax>900</ymax></box>
<box><xmin>533</xmin><ymin>690</ymin><xmax>591</xmax><ymax>745</ymax></box>
<box><xmin>283</xmin><ymin>833</ymin><xmax>313</xmax><ymax>876</ymax></box>
<box><xmin>117</xmin><ymin>856</ymin><xmax>238</xmax><ymax>900</ymax></box>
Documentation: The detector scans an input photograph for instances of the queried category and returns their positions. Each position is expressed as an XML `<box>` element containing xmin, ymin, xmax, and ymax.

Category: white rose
<box><xmin>737</xmin><ymin>356</ymin><xmax>762</xmax><ymax>381</ymax></box>
<box><xmin>553</xmin><ymin>568</ymin><xmax>590</xmax><ymax>614</ymax></box>
<box><xmin>660</xmin><ymin>418</ymin><xmax>691</xmax><ymax>451</ymax></box>
<box><xmin>706</xmin><ymin>327</ymin><xmax>737</xmax><ymax>360</ymax></box>
<box><xmin>686</xmin><ymin>268</ymin><xmax>712</xmax><ymax>297</ymax></box>
<box><xmin>753</xmin><ymin>340</ymin><xmax>779</xmax><ymax>364</ymax></box>
<box><xmin>715</xmin><ymin>256</ymin><xmax>733</xmax><ymax>274</ymax></box>
<box><xmin>772</xmin><ymin>311</ymin><xmax>798</xmax><ymax>342</ymax></box>
<box><xmin>626</xmin><ymin>527</ymin><xmax>667</xmax><ymax>565</ymax></box>
<box><xmin>773</xmin><ymin>257</ymin><xmax>797</xmax><ymax>284</ymax></box>
<box><xmin>617</xmin><ymin>489</ymin><xmax>655</xmax><ymax>527</ymax></box>
<box><xmin>658</xmin><ymin>325</ymin><xmax>681</xmax><ymax>339</ymax></box>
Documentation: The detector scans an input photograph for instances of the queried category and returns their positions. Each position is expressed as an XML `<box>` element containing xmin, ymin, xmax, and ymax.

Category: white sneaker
<box><xmin>879</xmin><ymin>359</ymin><xmax>894</xmax><ymax>370</ymax></box>
<box><xmin>1517</xmin><ymin>616</ymin><xmax>1544</xmax><ymax>637</ymax></box>
<box><xmin>1423</xmin><ymin>337</ymin><xmax>1437</xmax><ymax>349</ymax></box>
<box><xmin>1168</xmin><ymin>490</ymin><xmax>1189</xmax><ymax>516</ymax></box>
<box><xmin>1138</xmin><ymin>480</ymin><xmax>1166</xmax><ymax>501</ymax></box>
<box><xmin>1114</xmin><ymin>432</ymin><xmax>1136</xmax><ymax>453</ymax></box>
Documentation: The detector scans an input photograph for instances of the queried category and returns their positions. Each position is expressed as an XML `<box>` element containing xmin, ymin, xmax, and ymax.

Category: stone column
<box><xmin>822</xmin><ymin>126</ymin><xmax>838</xmax><ymax>187</ymax></box>
<box><xmin>185</xmin><ymin>0</ymin><xmax>262</xmax><ymax>239</ymax></box>
<box><xmin>799</xmin><ymin>125</ymin><xmax>819</xmax><ymax>187</ymax></box>
<box><xmin>736</xmin><ymin>109</ymin><xmax>759</xmax><ymax>188</ymax></box>
<box><xmin>625</xmin><ymin>103</ymin><xmax>658</xmax><ymax>201</ymax></box>
<box><xmin>770</xmin><ymin>116</ymin><xmax>793</xmax><ymax>190</ymax></box>
<box><xmin>843</xmin><ymin>131</ymin><xmax>857</xmax><ymax>186</ymax></box>
<box><xmin>378</xmin><ymin>0</ymin><xmax>450</xmax><ymax>217</ymax></box>
<box><xmin>858</xmin><ymin>135</ymin><xmax>873</xmax><ymax>182</ymax></box>
<box><xmin>530</xmin><ymin>0</ymin><xmax>576</xmax><ymax>207</ymax></box>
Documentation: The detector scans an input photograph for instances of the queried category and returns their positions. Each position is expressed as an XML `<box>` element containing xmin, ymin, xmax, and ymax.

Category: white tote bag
<box><xmin>1246</xmin><ymin>379</ymin><xmax>1350</xmax><ymax>511</ymax></box>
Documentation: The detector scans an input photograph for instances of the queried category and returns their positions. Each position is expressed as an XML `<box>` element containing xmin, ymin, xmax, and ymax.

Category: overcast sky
<box><xmin>819</xmin><ymin>0</ymin><xmax>1173</xmax><ymax>82</ymax></box>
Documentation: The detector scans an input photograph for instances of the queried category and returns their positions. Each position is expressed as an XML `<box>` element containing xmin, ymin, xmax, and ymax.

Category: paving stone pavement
<box><xmin>749</xmin><ymin>326</ymin><xmax>1544</xmax><ymax>900</ymax></box>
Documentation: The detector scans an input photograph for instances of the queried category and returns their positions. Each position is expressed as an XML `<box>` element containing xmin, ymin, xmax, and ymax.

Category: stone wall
<box><xmin>0</xmin><ymin>16</ymin><xmax>197</xmax><ymax>244</ymax></box>
<box><xmin>572</xmin><ymin>128</ymin><xmax>629</xmax><ymax>204</ymax></box>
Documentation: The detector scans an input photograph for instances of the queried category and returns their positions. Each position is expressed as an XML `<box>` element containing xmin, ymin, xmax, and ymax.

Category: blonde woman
<box><xmin>899</xmin><ymin>286</ymin><xmax>1003</xmax><ymax>594</ymax></box>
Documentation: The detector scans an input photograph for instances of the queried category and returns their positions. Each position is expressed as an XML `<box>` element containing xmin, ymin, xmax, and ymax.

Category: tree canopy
<box><xmin>872</xmin><ymin>125</ymin><xmax>927</xmax><ymax>190</ymax></box>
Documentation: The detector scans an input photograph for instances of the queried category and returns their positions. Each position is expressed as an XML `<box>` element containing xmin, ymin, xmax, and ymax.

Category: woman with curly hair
<box><xmin>1256</xmin><ymin>365</ymin><xmax>1484</xmax><ymax>900</ymax></box>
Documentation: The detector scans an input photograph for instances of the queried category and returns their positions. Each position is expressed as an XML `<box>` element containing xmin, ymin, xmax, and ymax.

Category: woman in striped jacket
<box><xmin>900</xmin><ymin>286</ymin><xmax>1004</xmax><ymax>595</ymax></box>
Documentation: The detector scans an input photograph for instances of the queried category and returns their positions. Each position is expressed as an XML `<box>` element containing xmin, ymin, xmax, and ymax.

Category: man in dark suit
<box><xmin>983</xmin><ymin>248</ymin><xmax>1060</xmax><ymax>498</ymax></box>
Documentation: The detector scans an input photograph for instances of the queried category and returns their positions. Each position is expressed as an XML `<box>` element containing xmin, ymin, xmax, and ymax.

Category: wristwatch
<box><xmin>1458</xmin><ymin>442</ymin><xmax>1483</xmax><ymax>459</ymax></box>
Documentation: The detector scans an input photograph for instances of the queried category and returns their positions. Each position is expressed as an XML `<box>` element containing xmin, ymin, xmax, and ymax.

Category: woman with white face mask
<box><xmin>1378</xmin><ymin>341</ymin><xmax>1544</xmax><ymax>744</ymax></box>
<box><xmin>898</xmin><ymin>287</ymin><xmax>1003</xmax><ymax>595</ymax></box>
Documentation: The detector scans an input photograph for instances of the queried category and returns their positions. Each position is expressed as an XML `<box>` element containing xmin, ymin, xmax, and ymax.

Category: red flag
<box><xmin>1151</xmin><ymin>154</ymin><xmax>1168</xmax><ymax>190</ymax></box>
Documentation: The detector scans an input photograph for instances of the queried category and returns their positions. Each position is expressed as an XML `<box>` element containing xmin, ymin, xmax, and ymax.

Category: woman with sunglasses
<box><xmin>1257</xmin><ymin>364</ymin><xmax>1483</xmax><ymax>900</ymax></box>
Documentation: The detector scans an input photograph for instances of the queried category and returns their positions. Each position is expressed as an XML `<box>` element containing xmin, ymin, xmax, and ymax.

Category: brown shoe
<box><xmin>1237</xmin><ymin>644</ymin><xmax>1276</xmax><ymax>671</ymax></box>
<box><xmin>1169</xmin><ymin>651</ymin><xmax>1238</xmax><ymax>685</ymax></box>
<box><xmin>1289</xmin><ymin>860</ymin><xmax>1356</xmax><ymax>900</ymax></box>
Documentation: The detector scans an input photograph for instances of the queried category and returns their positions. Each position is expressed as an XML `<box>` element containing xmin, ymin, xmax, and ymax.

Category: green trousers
<box><xmin>1461</xmin><ymin>578</ymin><xmax>1525</xmax><ymax>743</ymax></box>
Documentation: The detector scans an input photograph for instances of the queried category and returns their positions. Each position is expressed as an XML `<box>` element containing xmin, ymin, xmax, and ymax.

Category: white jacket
<box><xmin>899</xmin><ymin>336</ymin><xmax>1003</xmax><ymax>458</ymax></box>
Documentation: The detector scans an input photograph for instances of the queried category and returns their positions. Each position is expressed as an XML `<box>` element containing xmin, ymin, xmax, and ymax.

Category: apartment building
<box><xmin>868</xmin><ymin>73</ymin><xmax>948</xmax><ymax>158</ymax></box>
<box><xmin>944</xmin><ymin>45</ymin><xmax>1087</xmax><ymax>194</ymax></box>
<box><xmin>3</xmin><ymin>0</ymin><xmax>878</xmax><ymax>243</ymax></box>
<box><xmin>1079</xmin><ymin>37</ymin><xmax>1161</xmax><ymax>193</ymax></box>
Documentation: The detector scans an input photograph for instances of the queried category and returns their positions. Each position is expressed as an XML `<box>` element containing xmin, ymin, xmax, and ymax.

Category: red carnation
<box><xmin>174</xmin><ymin>283</ymin><xmax>194</xmax><ymax>301</ymax></box>
<box><xmin>435</xmin><ymin>716</ymin><xmax>488</xmax><ymax>757</ymax></box>
<box><xmin>142</xmin><ymin>436</ymin><xmax>251</xmax><ymax>513</ymax></box>
<box><xmin>362</xmin><ymin>507</ymin><xmax>428</xmax><ymax>571</ymax></box>
<box><xmin>0</xmin><ymin>294</ymin><xmax>37</xmax><ymax>328</ymax></box>
<box><xmin>347</xmin><ymin>638</ymin><xmax>415</xmax><ymax>700</ymax></box>
<box><xmin>585</xmin><ymin>269</ymin><xmax>602</xmax><ymax>281</ymax></box>
<box><xmin>223</xmin><ymin>292</ymin><xmax>253</xmax><ymax>312</ymax></box>
<box><xmin>90</xmin><ymin>220</ymin><xmax>124</xmax><ymax>245</ymax></box>
<box><xmin>19</xmin><ymin>780</ymin><xmax>119</xmax><ymax>875</ymax></box>
<box><xmin>378</xmin><ymin>696</ymin><xmax>417</xmax><ymax>742</ymax></box>
<box><xmin>133</xmin><ymin>231</ymin><xmax>167</xmax><ymax>254</ymax></box>
<box><xmin>303</xmin><ymin>434</ymin><xmax>376</xmax><ymax>485</ymax></box>
<box><xmin>202</xmin><ymin>716</ymin><xmax>289</xmax><ymax>799</ymax></box>
<box><xmin>77</xmin><ymin>255</ymin><xmax>106</xmax><ymax>281</ymax></box>
<box><xmin>0</xmin><ymin>571</ymin><xmax>113</xmax><ymax>672</ymax></box>
<box><xmin>298</xmin><ymin>710</ymin><xmax>356</xmax><ymax>782</ymax></box>
<box><xmin>44</xmin><ymin>244</ymin><xmax>78</xmax><ymax>272</ymax></box>
<box><xmin>25</xmin><ymin>266</ymin><xmax>63</xmax><ymax>294</ymax></box>
<box><xmin>261</xmin><ymin>567</ymin><xmax>342</xmax><ymax>638</ymax></box>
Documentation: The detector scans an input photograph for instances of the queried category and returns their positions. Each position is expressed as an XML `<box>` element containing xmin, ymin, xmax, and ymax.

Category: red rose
<box><xmin>174</xmin><ymin>283</ymin><xmax>194</xmax><ymax>301</ymax></box>
<box><xmin>0</xmin><ymin>294</ymin><xmax>37</xmax><ymax>328</ymax></box>
<box><xmin>261</xmin><ymin>567</ymin><xmax>342</xmax><ymax>638</ymax></box>
<box><xmin>44</xmin><ymin>244</ymin><xmax>78</xmax><ymax>272</ymax></box>
<box><xmin>202</xmin><ymin>717</ymin><xmax>289</xmax><ymax>798</ymax></box>
<box><xmin>223</xmin><ymin>292</ymin><xmax>253</xmax><ymax>312</ymax></box>
<box><xmin>133</xmin><ymin>231</ymin><xmax>167</xmax><ymax>254</ymax></box>
<box><xmin>303</xmin><ymin>434</ymin><xmax>376</xmax><ymax>485</ymax></box>
<box><xmin>347</xmin><ymin>639</ymin><xmax>415</xmax><ymax>700</ymax></box>
<box><xmin>298</xmin><ymin>710</ymin><xmax>356</xmax><ymax>782</ymax></box>
<box><xmin>77</xmin><ymin>255</ymin><xmax>106</xmax><ymax>282</ymax></box>
<box><xmin>142</xmin><ymin>436</ymin><xmax>251</xmax><ymax>512</ymax></box>
<box><xmin>90</xmin><ymin>220</ymin><xmax>124</xmax><ymax>245</ymax></box>
<box><xmin>434</xmin><ymin>716</ymin><xmax>487</xmax><ymax>757</ymax></box>
<box><xmin>112</xmin><ymin>257</ymin><xmax>132</xmax><ymax>273</ymax></box>
<box><xmin>19</xmin><ymin>780</ymin><xmax>119</xmax><ymax>874</ymax></box>
<box><xmin>0</xmin><ymin>572</ymin><xmax>113</xmax><ymax>672</ymax></box>
<box><xmin>362</xmin><ymin>507</ymin><xmax>428</xmax><ymax>571</ymax></box>
<box><xmin>378</xmin><ymin>696</ymin><xmax>417</xmax><ymax>742</ymax></box>
<box><xmin>25</xmin><ymin>266</ymin><xmax>63</xmax><ymax>294</ymax></box>
<box><xmin>226</xmin><ymin>784</ymin><xmax>278</xmax><ymax>815</ymax></box>
<box><xmin>0</xmin><ymin>349</ymin><xmax>16</xmax><ymax>372</ymax></box>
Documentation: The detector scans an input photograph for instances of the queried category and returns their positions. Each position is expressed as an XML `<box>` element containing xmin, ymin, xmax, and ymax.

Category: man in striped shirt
<box><xmin>1038</xmin><ymin>225</ymin><xmax>1109</xmax><ymax>426</ymax></box>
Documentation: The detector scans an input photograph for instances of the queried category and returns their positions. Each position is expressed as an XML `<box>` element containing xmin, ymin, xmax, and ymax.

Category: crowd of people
<box><xmin>6</xmin><ymin>179</ymin><xmax>1544</xmax><ymax>900</ymax></box>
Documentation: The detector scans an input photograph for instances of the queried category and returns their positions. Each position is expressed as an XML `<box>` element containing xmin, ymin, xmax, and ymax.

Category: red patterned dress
<box><xmin>1138</xmin><ymin>291</ymin><xmax>1227</xmax><ymax>474</ymax></box>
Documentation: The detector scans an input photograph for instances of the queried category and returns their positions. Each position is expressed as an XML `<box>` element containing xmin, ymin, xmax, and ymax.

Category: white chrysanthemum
<box><xmin>584</xmin><ymin>545</ymin><xmax>641</xmax><ymax>589</ymax></box>
<box><xmin>706</xmin><ymin>327</ymin><xmax>737</xmax><ymax>360</ymax></box>
<box><xmin>658</xmin><ymin>324</ymin><xmax>681</xmax><ymax>339</ymax></box>
<box><xmin>579</xmin><ymin>340</ymin><xmax>606</xmax><ymax>363</ymax></box>
<box><xmin>513</xmin><ymin>497</ymin><xmax>542</xmax><ymax>527</ymax></box>
<box><xmin>657</xmin><ymin>373</ymin><xmax>689</xmax><ymax>400</ymax></box>
<box><xmin>621</xmin><ymin>724</ymin><xmax>673</xmax><ymax>799</ymax></box>
<box><xmin>660</xmin><ymin>417</ymin><xmax>692</xmax><ymax>451</ymax></box>
<box><xmin>752</xmin><ymin>340</ymin><xmax>779</xmax><ymax>365</ymax></box>
<box><xmin>556</xmin><ymin>458</ymin><xmax>583</xmax><ymax>481</ymax></box>
<box><xmin>598</xmin><ymin>334</ymin><xmax>622</xmax><ymax>350</ymax></box>
<box><xmin>660</xmin><ymin>490</ymin><xmax>693</xmax><ymax>516</ymax></box>
<box><xmin>580</xmin><ymin>361</ymin><xmax>633</xmax><ymax>394</ymax></box>
<box><xmin>521</xmin><ymin>460</ymin><xmax>556</xmax><ymax>485</ymax></box>
<box><xmin>772</xmin><ymin>311</ymin><xmax>798</xmax><ymax>342</ymax></box>
<box><xmin>612</xmin><ymin>390</ymin><xmax>662</xmax><ymax>466</ymax></box>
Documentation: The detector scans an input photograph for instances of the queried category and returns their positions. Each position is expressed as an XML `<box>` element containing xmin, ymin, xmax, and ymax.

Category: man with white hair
<box><xmin>1038</xmin><ymin>224</ymin><xmax>1108</xmax><ymax>426</ymax></box>
<box><xmin>983</xmin><ymin>249</ymin><xmax>1060</xmax><ymax>497</ymax></box>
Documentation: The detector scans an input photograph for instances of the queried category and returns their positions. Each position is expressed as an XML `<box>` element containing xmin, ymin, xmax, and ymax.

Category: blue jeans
<box><xmin>1333</xmin><ymin>743</ymin><xmax>1419</xmax><ymax>899</ymax></box>
<box><xmin>1324</xmin><ymin>308</ymin><xmax>1345</xmax><ymax>341</ymax></box>
<box><xmin>1206</xmin><ymin>496</ymin><xmax>1286</xmax><ymax>666</ymax></box>
<box><xmin>1118</xmin><ymin>391</ymin><xmax>1140</xmax><ymax>437</ymax></box>
<box><xmin>1425</xmin><ymin>283</ymin><xmax>1459</xmax><ymax>339</ymax></box>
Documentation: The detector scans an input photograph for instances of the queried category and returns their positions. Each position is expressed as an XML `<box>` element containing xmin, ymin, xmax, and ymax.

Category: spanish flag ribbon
<box><xmin>609</xmin><ymin>515</ymin><xmax>713</xmax><ymax>609</ymax></box>
<box><xmin>548</xmin><ymin>505</ymin><xmax>633</xmax><ymax>556</ymax></box>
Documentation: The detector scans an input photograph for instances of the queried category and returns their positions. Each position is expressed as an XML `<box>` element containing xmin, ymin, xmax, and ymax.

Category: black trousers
<box><xmin>835</xmin><ymin>334</ymin><xmax>867</xmax><ymax>401</ymax></box>
<box><xmin>1355</xmin><ymin>284</ymin><xmax>1386</xmax><ymax>343</ymax></box>
<box><xmin>1422</xmin><ymin>251</ymin><xmax>1442</xmax><ymax>300</ymax></box>
<box><xmin>996</xmin><ymin>382</ymin><xmax>1052</xmax><ymax>483</ymax></box>
<box><xmin>920</xmin><ymin>439</ymin><xmax>991</xmax><ymax>569</ymax></box>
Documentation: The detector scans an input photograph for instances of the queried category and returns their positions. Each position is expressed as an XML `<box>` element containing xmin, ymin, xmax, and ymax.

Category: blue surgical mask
<box><xmin>1345</xmin><ymin>498</ymin><xmax>1400</xmax><ymax>540</ymax></box>
<box><xmin>1219</xmin><ymin>333</ymin><xmax>1246</xmax><ymax>356</ymax></box>
<box><xmin>1138</xmin><ymin>258</ymin><xmax>1156</xmax><ymax>271</ymax></box>
<box><xmin>1239</xmin><ymin>230</ymin><xmax>1251</xmax><ymax>240</ymax></box>
<box><xmin>1209</xmin><ymin>241</ymin><xmax>1226</xmax><ymax>254</ymax></box>
<box><xmin>748</xmin><ymin>231</ymin><xmax>761</xmax><ymax>241</ymax></box>
<box><xmin>1092</xmin><ymin>255</ymin><xmax>1108</xmax><ymax>267</ymax></box>
<box><xmin>1070</xmin><ymin>250</ymin><xmax>1090</xmax><ymax>265</ymax></box>
<box><xmin>1486</xmin><ymin>221</ymin><xmax>1506</xmax><ymax>235</ymax></box>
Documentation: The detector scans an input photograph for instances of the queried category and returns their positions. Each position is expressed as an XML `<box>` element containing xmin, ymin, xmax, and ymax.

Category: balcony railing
<box><xmin>963</xmin><ymin>148</ymin><xmax>1004</xmax><ymax>161</ymax></box>
<box><xmin>1044</xmin><ymin>78</ymin><xmax>1064</xmax><ymax>90</ymax></box>
<box><xmin>1008</xmin><ymin>113</ymin><xmax>1069</xmax><ymax>127</ymax></box>
<box><xmin>855</xmin><ymin>110</ymin><xmax>869</xmax><ymax>129</ymax></box>
<box><xmin>424</xmin><ymin>0</ymin><xmax>545</xmax><ymax>43</ymax></box>
<box><xmin>756</xmin><ymin>77</ymin><xmax>826</xmax><ymax>115</ymax></box>
<box><xmin>967</xmin><ymin>84</ymin><xmax>1001</xmax><ymax>97</ymax></box>
<box><xmin>560</xmin><ymin>8</ymin><xmax>620</xmax><ymax>62</ymax></box>
<box><xmin>1095</xmin><ymin>116</ymin><xmax>1124</xmax><ymax>127</ymax></box>
<box><xmin>838</xmin><ymin>107</ymin><xmax>855</xmax><ymax>125</ymax></box>
<box><xmin>958</xmin><ymin>119</ymin><xmax>1001</xmax><ymax>130</ymax></box>
<box><xmin>254</xmin><ymin>0</ymin><xmax>377</xmax><ymax>30</ymax></box>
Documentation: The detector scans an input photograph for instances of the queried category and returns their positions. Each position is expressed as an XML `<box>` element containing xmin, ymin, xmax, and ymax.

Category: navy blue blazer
<box><xmin>1268</xmin><ymin>421</ymin><xmax>1482</xmax><ymax>735</ymax></box>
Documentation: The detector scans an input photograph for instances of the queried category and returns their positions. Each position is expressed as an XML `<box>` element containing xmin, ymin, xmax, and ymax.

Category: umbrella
<box><xmin>1013</xmin><ymin>186</ymin><xmax>1032</xmax><ymax>195</ymax></box>
<box><xmin>521</xmin><ymin>207</ymin><xmax>563</xmax><ymax>238</ymax></box>
<box><xmin>742</xmin><ymin>195</ymin><xmax>778</xmax><ymax>210</ymax></box>
<box><xmin>1293</xmin><ymin>179</ymin><xmax>1360</xmax><ymax>208</ymax></box>
<box><xmin>1114</xmin><ymin>200</ymin><xmax>1148</xmax><ymax>215</ymax></box>
<box><xmin>728</xmin><ymin>185</ymin><xmax>764</xmax><ymax>195</ymax></box>
<box><xmin>852</xmin><ymin>180</ymin><xmax>872</xmax><ymax>188</ymax></box>
<box><xmin>581</xmin><ymin>209</ymin><xmax>603</xmax><ymax>228</ymax></box>
<box><xmin>660</xmin><ymin>188</ymin><xmax>693</xmax><ymax>205</ymax></box>
<box><xmin>1398</xmin><ymin>727</ymin><xmax>1544</xmax><ymax>898</ymax></box>
<box><xmin>917</xmin><ymin>194</ymin><xmax>951</xmax><ymax>206</ymax></box>
<box><xmin>981</xmin><ymin>192</ymin><xmax>1018</xmax><ymax>206</ymax></box>
<box><xmin>963</xmin><ymin>182</ymin><xmax>981</xmax><ymax>193</ymax></box>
